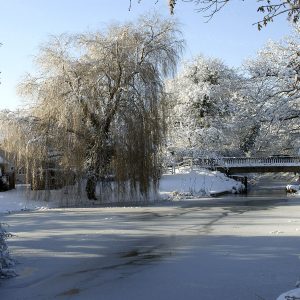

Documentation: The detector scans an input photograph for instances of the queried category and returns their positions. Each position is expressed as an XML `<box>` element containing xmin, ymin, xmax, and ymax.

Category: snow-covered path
<box><xmin>2</xmin><ymin>196</ymin><xmax>300</xmax><ymax>300</ymax></box>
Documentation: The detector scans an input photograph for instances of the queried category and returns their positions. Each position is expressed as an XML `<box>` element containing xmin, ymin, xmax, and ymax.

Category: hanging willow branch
<box><xmin>2</xmin><ymin>14</ymin><xmax>184</xmax><ymax>202</ymax></box>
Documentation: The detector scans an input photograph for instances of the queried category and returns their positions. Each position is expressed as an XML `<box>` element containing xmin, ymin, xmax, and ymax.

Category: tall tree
<box><xmin>237</xmin><ymin>24</ymin><xmax>300</xmax><ymax>154</ymax></box>
<box><xmin>6</xmin><ymin>15</ymin><xmax>184</xmax><ymax>200</ymax></box>
<box><xmin>165</xmin><ymin>55</ymin><xmax>243</xmax><ymax>157</ymax></box>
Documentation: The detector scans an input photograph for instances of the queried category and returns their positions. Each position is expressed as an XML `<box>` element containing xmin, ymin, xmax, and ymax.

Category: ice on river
<box><xmin>1</xmin><ymin>173</ymin><xmax>300</xmax><ymax>299</ymax></box>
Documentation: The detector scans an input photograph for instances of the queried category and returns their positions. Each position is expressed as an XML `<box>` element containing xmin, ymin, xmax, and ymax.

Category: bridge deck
<box><xmin>172</xmin><ymin>156</ymin><xmax>300</xmax><ymax>174</ymax></box>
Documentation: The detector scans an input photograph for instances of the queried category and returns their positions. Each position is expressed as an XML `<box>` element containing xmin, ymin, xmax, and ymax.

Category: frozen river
<box><xmin>1</xmin><ymin>175</ymin><xmax>300</xmax><ymax>300</ymax></box>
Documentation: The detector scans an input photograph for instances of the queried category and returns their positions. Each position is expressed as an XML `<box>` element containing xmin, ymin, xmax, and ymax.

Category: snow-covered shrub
<box><xmin>0</xmin><ymin>223</ymin><xmax>16</xmax><ymax>278</ymax></box>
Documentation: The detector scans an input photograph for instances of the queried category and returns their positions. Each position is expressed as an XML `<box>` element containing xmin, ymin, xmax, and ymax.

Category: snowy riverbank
<box><xmin>0</xmin><ymin>168</ymin><xmax>243</xmax><ymax>214</ymax></box>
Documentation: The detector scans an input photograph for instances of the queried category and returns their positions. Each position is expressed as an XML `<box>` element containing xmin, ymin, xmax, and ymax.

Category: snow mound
<box><xmin>286</xmin><ymin>184</ymin><xmax>300</xmax><ymax>193</ymax></box>
<box><xmin>159</xmin><ymin>168</ymin><xmax>244</xmax><ymax>200</ymax></box>
<box><xmin>277</xmin><ymin>288</ymin><xmax>300</xmax><ymax>300</ymax></box>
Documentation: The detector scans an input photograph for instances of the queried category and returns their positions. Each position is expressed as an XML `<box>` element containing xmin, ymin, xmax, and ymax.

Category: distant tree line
<box><xmin>165</xmin><ymin>23</ymin><xmax>300</xmax><ymax>158</ymax></box>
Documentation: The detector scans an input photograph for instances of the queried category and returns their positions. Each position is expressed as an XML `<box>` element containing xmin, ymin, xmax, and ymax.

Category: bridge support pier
<box><xmin>228</xmin><ymin>175</ymin><xmax>248</xmax><ymax>193</ymax></box>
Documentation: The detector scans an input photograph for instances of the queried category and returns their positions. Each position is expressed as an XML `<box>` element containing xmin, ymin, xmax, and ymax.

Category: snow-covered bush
<box><xmin>0</xmin><ymin>223</ymin><xmax>16</xmax><ymax>279</ymax></box>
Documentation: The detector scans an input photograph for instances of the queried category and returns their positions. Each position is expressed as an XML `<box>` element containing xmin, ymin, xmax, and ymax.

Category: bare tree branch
<box><xmin>135</xmin><ymin>0</ymin><xmax>300</xmax><ymax>28</ymax></box>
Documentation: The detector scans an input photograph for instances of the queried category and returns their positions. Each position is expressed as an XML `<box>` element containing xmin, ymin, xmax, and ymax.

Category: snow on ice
<box><xmin>1</xmin><ymin>170</ymin><xmax>300</xmax><ymax>300</ymax></box>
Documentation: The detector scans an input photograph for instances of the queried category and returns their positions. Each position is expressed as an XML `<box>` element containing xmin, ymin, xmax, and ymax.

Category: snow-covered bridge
<box><xmin>180</xmin><ymin>156</ymin><xmax>300</xmax><ymax>174</ymax></box>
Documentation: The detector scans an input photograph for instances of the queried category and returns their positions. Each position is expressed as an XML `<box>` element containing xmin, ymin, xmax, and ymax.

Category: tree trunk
<box><xmin>86</xmin><ymin>174</ymin><xmax>97</xmax><ymax>200</ymax></box>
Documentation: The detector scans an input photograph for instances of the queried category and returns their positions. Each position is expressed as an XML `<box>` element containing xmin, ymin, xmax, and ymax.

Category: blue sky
<box><xmin>0</xmin><ymin>0</ymin><xmax>292</xmax><ymax>110</ymax></box>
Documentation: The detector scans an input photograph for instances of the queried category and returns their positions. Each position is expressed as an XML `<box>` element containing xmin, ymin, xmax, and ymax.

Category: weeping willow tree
<box><xmin>4</xmin><ymin>14</ymin><xmax>184</xmax><ymax>201</ymax></box>
<box><xmin>0</xmin><ymin>110</ymin><xmax>60</xmax><ymax>195</ymax></box>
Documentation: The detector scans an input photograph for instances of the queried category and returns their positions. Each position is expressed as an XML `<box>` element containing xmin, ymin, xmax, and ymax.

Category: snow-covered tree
<box><xmin>165</xmin><ymin>55</ymin><xmax>243</xmax><ymax>158</ymax></box>
<box><xmin>4</xmin><ymin>15</ymin><xmax>184</xmax><ymax>200</ymax></box>
<box><xmin>240</xmin><ymin>24</ymin><xmax>300</xmax><ymax>155</ymax></box>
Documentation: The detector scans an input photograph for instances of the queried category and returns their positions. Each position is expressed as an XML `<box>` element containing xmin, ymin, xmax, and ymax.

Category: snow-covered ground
<box><xmin>0</xmin><ymin>185</ymin><xmax>52</xmax><ymax>214</ymax></box>
<box><xmin>1</xmin><ymin>171</ymin><xmax>299</xmax><ymax>299</ymax></box>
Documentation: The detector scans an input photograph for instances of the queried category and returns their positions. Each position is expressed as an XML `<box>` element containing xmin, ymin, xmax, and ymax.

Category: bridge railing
<box><xmin>196</xmin><ymin>156</ymin><xmax>300</xmax><ymax>168</ymax></box>
<box><xmin>221</xmin><ymin>156</ymin><xmax>300</xmax><ymax>167</ymax></box>
<box><xmin>165</xmin><ymin>156</ymin><xmax>300</xmax><ymax>174</ymax></box>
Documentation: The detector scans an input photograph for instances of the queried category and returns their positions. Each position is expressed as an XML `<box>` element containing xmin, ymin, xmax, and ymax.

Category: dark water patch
<box><xmin>121</xmin><ymin>250</ymin><xmax>139</xmax><ymax>258</ymax></box>
<box><xmin>222</xmin><ymin>198</ymin><xmax>289</xmax><ymax>214</ymax></box>
<box><xmin>62</xmin><ymin>247</ymin><xmax>170</xmax><ymax>278</ymax></box>
<box><xmin>182</xmin><ymin>198</ymin><xmax>289</xmax><ymax>209</ymax></box>
<box><xmin>57</xmin><ymin>288</ymin><xmax>80</xmax><ymax>297</ymax></box>
<box><xmin>243</xmin><ymin>199</ymin><xmax>288</xmax><ymax>206</ymax></box>
<box><xmin>120</xmin><ymin>247</ymin><xmax>167</xmax><ymax>263</ymax></box>
<box><xmin>131</xmin><ymin>212</ymin><xmax>163</xmax><ymax>221</ymax></box>
<box><xmin>103</xmin><ymin>253</ymin><xmax>166</xmax><ymax>269</ymax></box>
<box><xmin>142</xmin><ymin>254</ymin><xmax>162</xmax><ymax>260</ymax></box>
